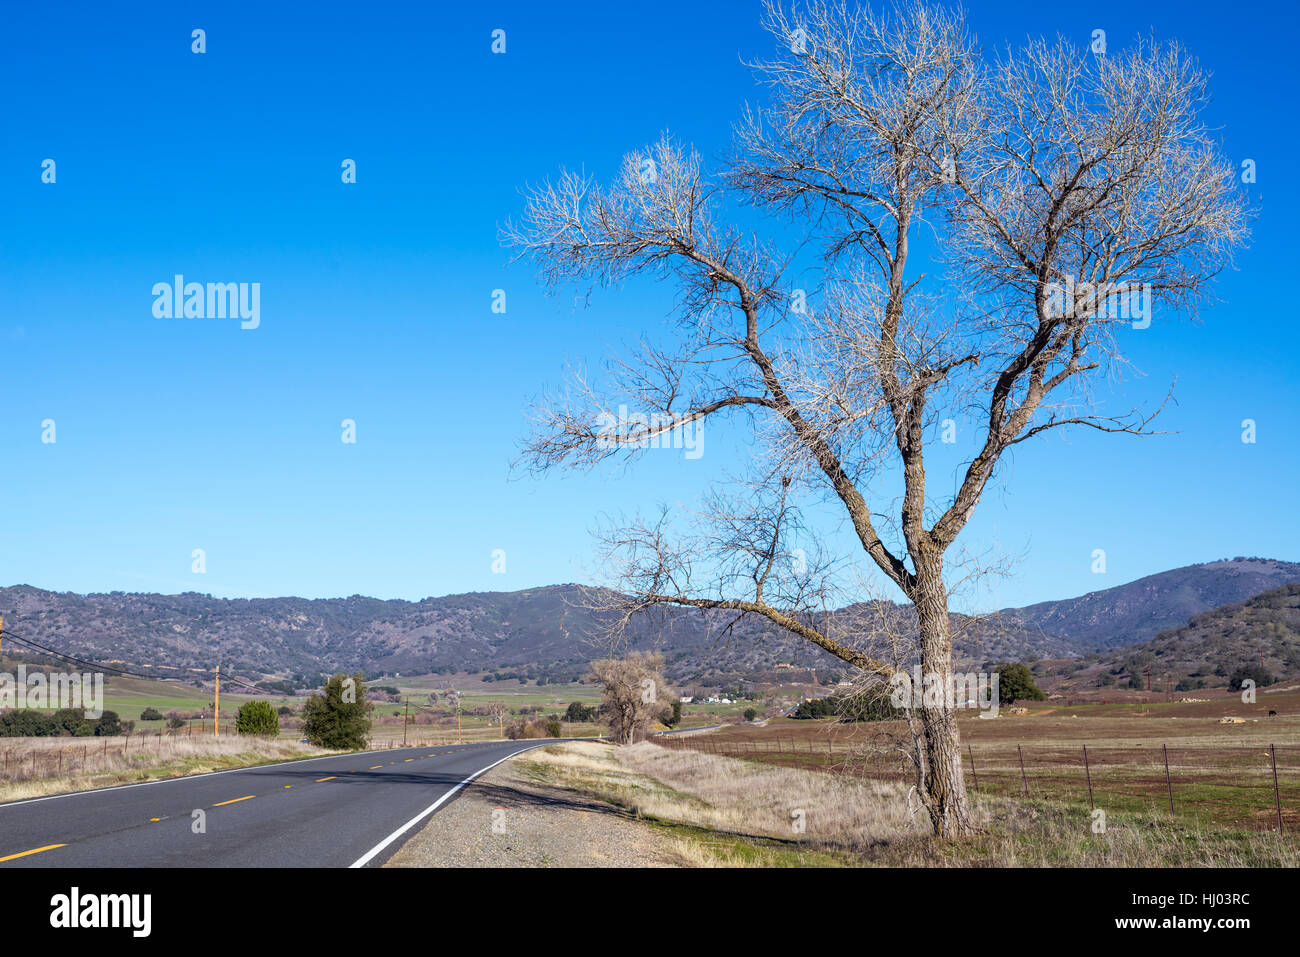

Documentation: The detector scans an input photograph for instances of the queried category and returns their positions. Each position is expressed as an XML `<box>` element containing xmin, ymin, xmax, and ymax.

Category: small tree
<box><xmin>140</xmin><ymin>707</ymin><xmax>163</xmax><ymax>721</ymax></box>
<box><xmin>1229</xmin><ymin>665</ymin><xmax>1273</xmax><ymax>692</ymax></box>
<box><xmin>302</xmin><ymin>672</ymin><xmax>372</xmax><ymax>749</ymax></box>
<box><xmin>997</xmin><ymin>663</ymin><xmax>1046</xmax><ymax>703</ymax></box>
<box><xmin>743</xmin><ymin>708</ymin><xmax>758</xmax><ymax>722</ymax></box>
<box><xmin>236</xmin><ymin>700</ymin><xmax>281</xmax><ymax>736</ymax></box>
<box><xmin>93</xmin><ymin>711</ymin><xmax>122</xmax><ymax>737</ymax></box>
<box><xmin>589</xmin><ymin>652</ymin><xmax>673</xmax><ymax>744</ymax></box>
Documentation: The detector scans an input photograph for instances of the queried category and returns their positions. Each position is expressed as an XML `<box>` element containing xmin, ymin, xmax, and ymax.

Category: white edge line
<box><xmin>0</xmin><ymin>742</ymin><xmax>496</xmax><ymax>811</ymax></box>
<box><xmin>349</xmin><ymin>743</ymin><xmax>548</xmax><ymax>868</ymax></box>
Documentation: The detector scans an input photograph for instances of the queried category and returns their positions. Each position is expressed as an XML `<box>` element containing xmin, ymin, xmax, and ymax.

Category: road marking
<box><xmin>315</xmin><ymin>776</ymin><xmax>337</xmax><ymax>782</ymax></box>
<box><xmin>0</xmin><ymin>844</ymin><xmax>66</xmax><ymax>863</ymax></box>
<box><xmin>369</xmin><ymin>765</ymin><xmax>383</xmax><ymax>770</ymax></box>
<box><xmin>349</xmin><ymin>745</ymin><xmax>546</xmax><ymax>869</ymax></box>
<box><xmin>284</xmin><ymin>785</ymin><xmax>293</xmax><ymax>788</ymax></box>
<box><xmin>149</xmin><ymin>817</ymin><xmax>160</xmax><ymax>822</ymax></box>
<box><xmin>404</xmin><ymin>758</ymin><xmax>414</xmax><ymax>762</ymax></box>
<box><xmin>213</xmin><ymin>795</ymin><xmax>254</xmax><ymax>806</ymax></box>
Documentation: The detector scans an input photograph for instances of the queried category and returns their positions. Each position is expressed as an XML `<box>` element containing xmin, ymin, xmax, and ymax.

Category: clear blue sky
<box><xmin>1</xmin><ymin>0</ymin><xmax>1296</xmax><ymax>611</ymax></box>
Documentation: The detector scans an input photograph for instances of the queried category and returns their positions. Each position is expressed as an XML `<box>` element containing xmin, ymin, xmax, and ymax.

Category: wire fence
<box><xmin>649</xmin><ymin>732</ymin><xmax>1300</xmax><ymax>835</ymax></box>
<box><xmin>0</xmin><ymin>726</ymin><xmax>490</xmax><ymax>785</ymax></box>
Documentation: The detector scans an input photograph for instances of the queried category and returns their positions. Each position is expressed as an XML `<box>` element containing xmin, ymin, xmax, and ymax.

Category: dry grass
<box><xmin>0</xmin><ymin>735</ymin><xmax>329</xmax><ymax>803</ymax></box>
<box><xmin>518</xmin><ymin>740</ymin><xmax>1300</xmax><ymax>867</ymax></box>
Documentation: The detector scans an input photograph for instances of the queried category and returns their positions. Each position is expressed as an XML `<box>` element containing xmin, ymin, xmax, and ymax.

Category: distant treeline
<box><xmin>0</xmin><ymin>709</ymin><xmax>130</xmax><ymax>737</ymax></box>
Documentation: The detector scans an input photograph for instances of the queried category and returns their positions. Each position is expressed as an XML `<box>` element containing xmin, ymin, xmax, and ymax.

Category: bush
<box><xmin>167</xmin><ymin>716</ymin><xmax>186</xmax><ymax>730</ymax></box>
<box><xmin>546</xmin><ymin>719</ymin><xmax>562</xmax><ymax>738</ymax></box>
<box><xmin>996</xmin><ymin>663</ymin><xmax>1047</xmax><ymax>703</ymax></box>
<box><xmin>302</xmin><ymin>673</ymin><xmax>372</xmax><ymax>749</ymax></box>
<box><xmin>563</xmin><ymin>701</ymin><xmax>598</xmax><ymax>723</ymax></box>
<box><xmin>236</xmin><ymin>700</ymin><xmax>281</xmax><ymax>736</ymax></box>
<box><xmin>743</xmin><ymin>708</ymin><xmax>758</xmax><ymax>722</ymax></box>
<box><xmin>1228</xmin><ymin>665</ymin><xmax>1274</xmax><ymax>691</ymax></box>
<box><xmin>140</xmin><ymin>707</ymin><xmax>163</xmax><ymax>721</ymax></box>
<box><xmin>93</xmin><ymin>711</ymin><xmax>122</xmax><ymax>736</ymax></box>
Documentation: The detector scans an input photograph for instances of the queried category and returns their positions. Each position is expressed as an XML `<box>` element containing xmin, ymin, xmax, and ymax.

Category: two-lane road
<box><xmin>0</xmin><ymin>740</ymin><xmax>554</xmax><ymax>867</ymax></box>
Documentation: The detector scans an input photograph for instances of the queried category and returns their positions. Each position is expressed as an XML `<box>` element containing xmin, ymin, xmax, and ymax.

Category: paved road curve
<box><xmin>0</xmin><ymin>740</ymin><xmax>555</xmax><ymax>868</ymax></box>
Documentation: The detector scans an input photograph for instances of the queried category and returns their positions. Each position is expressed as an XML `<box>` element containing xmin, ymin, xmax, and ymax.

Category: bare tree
<box><xmin>504</xmin><ymin>0</ymin><xmax>1249</xmax><ymax>836</ymax></box>
<box><xmin>589</xmin><ymin>652</ymin><xmax>673</xmax><ymax>744</ymax></box>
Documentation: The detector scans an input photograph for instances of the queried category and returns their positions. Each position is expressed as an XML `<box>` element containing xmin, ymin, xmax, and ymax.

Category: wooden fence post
<box><xmin>1162</xmin><ymin>744</ymin><xmax>1174</xmax><ymax>814</ymax></box>
<box><xmin>1271</xmin><ymin>744</ymin><xmax>1284</xmax><ymax>836</ymax></box>
<box><xmin>1083</xmin><ymin>745</ymin><xmax>1095</xmax><ymax>810</ymax></box>
<box><xmin>967</xmin><ymin>743</ymin><xmax>978</xmax><ymax>790</ymax></box>
<box><xmin>1018</xmin><ymin>744</ymin><xmax>1029</xmax><ymax>799</ymax></box>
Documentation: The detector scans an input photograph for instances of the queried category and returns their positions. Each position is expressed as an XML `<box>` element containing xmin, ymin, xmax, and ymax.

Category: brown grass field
<box><xmin>665</xmin><ymin>687</ymin><xmax>1300</xmax><ymax>834</ymax></box>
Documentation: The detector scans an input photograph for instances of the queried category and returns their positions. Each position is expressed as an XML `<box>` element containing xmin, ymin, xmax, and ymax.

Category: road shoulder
<box><xmin>384</xmin><ymin>741</ymin><xmax>675</xmax><ymax>867</ymax></box>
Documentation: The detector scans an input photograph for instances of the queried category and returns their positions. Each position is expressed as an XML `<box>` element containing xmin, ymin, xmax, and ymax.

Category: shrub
<box><xmin>1228</xmin><ymin>665</ymin><xmax>1274</xmax><ymax>691</ymax></box>
<box><xmin>140</xmin><ymin>707</ymin><xmax>163</xmax><ymax>721</ymax></box>
<box><xmin>167</xmin><ymin>716</ymin><xmax>186</xmax><ymax>730</ymax></box>
<box><xmin>236</xmin><ymin>700</ymin><xmax>281</xmax><ymax>736</ymax></box>
<box><xmin>302</xmin><ymin>673</ymin><xmax>372</xmax><ymax>749</ymax></box>
<box><xmin>743</xmin><ymin>708</ymin><xmax>758</xmax><ymax>722</ymax></box>
<box><xmin>93</xmin><ymin>711</ymin><xmax>123</xmax><ymax>736</ymax></box>
<box><xmin>996</xmin><ymin>663</ymin><xmax>1047</xmax><ymax>703</ymax></box>
<box><xmin>546</xmin><ymin>719</ymin><xmax>563</xmax><ymax>737</ymax></box>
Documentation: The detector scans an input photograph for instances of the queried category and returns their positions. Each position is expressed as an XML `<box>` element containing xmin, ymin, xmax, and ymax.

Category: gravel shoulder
<box><xmin>384</xmin><ymin>742</ymin><xmax>675</xmax><ymax>867</ymax></box>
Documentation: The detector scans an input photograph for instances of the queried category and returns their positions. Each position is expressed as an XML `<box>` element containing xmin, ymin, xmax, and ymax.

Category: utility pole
<box><xmin>457</xmin><ymin>701</ymin><xmax>462</xmax><ymax>744</ymax></box>
<box><xmin>1</xmin><ymin>614</ymin><xmax>4</xmax><ymax>660</ymax></box>
<box><xmin>402</xmin><ymin>697</ymin><xmax>409</xmax><ymax>747</ymax></box>
<box><xmin>214</xmin><ymin>665</ymin><xmax>220</xmax><ymax>738</ymax></box>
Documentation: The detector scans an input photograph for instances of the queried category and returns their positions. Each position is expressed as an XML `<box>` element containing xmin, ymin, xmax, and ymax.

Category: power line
<box><xmin>0</xmin><ymin>623</ymin><xmax>268</xmax><ymax>694</ymax></box>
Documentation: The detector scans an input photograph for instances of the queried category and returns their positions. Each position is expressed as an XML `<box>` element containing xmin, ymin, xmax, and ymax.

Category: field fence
<box><xmin>0</xmin><ymin>726</ymin><xmax>484</xmax><ymax>785</ymax></box>
<box><xmin>649</xmin><ymin>732</ymin><xmax>1300</xmax><ymax>835</ymax></box>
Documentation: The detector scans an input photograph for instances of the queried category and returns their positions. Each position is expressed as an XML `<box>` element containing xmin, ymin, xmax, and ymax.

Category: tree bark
<box><xmin>913</xmin><ymin>551</ymin><xmax>975</xmax><ymax>837</ymax></box>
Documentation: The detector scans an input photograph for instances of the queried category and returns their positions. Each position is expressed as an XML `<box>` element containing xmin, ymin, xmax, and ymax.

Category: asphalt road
<box><xmin>0</xmin><ymin>740</ymin><xmax>556</xmax><ymax>868</ymax></box>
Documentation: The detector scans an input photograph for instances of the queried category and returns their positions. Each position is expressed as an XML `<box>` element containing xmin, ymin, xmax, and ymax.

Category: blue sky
<box><xmin>1</xmin><ymin>0</ymin><xmax>1296</xmax><ymax>612</ymax></box>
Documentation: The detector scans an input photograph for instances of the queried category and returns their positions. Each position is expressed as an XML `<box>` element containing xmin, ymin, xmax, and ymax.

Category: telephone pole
<box><xmin>214</xmin><ymin>665</ymin><xmax>221</xmax><ymax>738</ymax></box>
<box><xmin>402</xmin><ymin>697</ymin><xmax>409</xmax><ymax>747</ymax></box>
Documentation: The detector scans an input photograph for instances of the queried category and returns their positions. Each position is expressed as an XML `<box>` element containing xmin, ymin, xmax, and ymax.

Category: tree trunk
<box><xmin>913</xmin><ymin>553</ymin><xmax>975</xmax><ymax>837</ymax></box>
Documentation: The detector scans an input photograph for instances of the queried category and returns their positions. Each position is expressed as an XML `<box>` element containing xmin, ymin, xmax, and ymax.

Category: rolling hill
<box><xmin>2</xmin><ymin>557</ymin><xmax>1296</xmax><ymax>685</ymax></box>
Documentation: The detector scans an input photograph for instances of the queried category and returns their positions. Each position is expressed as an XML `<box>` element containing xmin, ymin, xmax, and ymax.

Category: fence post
<box><xmin>966</xmin><ymin>743</ymin><xmax>978</xmax><ymax>790</ymax></box>
<box><xmin>1162</xmin><ymin>744</ymin><xmax>1174</xmax><ymax>814</ymax></box>
<box><xmin>1082</xmin><ymin>745</ymin><xmax>1094</xmax><ymax>810</ymax></box>
<box><xmin>1271</xmin><ymin>744</ymin><xmax>1284</xmax><ymax>836</ymax></box>
<box><xmin>1018</xmin><ymin>744</ymin><xmax>1029</xmax><ymax>799</ymax></box>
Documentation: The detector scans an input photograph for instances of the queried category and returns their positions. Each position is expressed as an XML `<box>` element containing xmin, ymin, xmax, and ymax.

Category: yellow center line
<box><xmin>0</xmin><ymin>844</ymin><xmax>67</xmax><ymax>863</ymax></box>
<box><xmin>404</xmin><ymin>758</ymin><xmax>414</xmax><ymax>762</ymax></box>
<box><xmin>315</xmin><ymin>776</ymin><xmax>337</xmax><ymax>782</ymax></box>
<box><xmin>369</xmin><ymin>765</ymin><xmax>383</xmax><ymax>769</ymax></box>
<box><xmin>283</xmin><ymin>785</ymin><xmax>292</xmax><ymax>788</ymax></box>
<box><xmin>213</xmin><ymin>795</ymin><xmax>255</xmax><ymax>806</ymax></box>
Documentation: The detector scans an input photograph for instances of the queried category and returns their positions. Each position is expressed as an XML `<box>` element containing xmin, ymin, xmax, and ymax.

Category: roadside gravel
<box><xmin>385</xmin><ymin>744</ymin><xmax>674</xmax><ymax>867</ymax></box>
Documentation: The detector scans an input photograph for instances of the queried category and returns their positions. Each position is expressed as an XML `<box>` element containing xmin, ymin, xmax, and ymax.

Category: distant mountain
<box><xmin>2</xmin><ymin>557</ymin><xmax>1296</xmax><ymax>685</ymax></box>
<box><xmin>991</xmin><ymin>558</ymin><xmax>1300</xmax><ymax>653</ymax></box>
<box><xmin>1083</xmin><ymin>581</ymin><xmax>1300</xmax><ymax>689</ymax></box>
